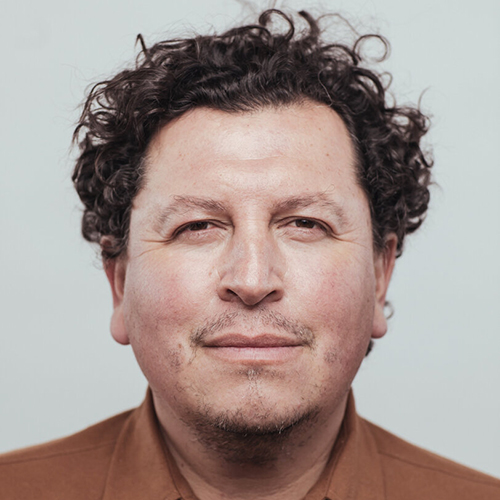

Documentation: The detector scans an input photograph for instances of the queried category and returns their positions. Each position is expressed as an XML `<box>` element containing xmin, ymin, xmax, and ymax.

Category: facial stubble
<box><xmin>182</xmin><ymin>367</ymin><xmax>321</xmax><ymax>466</ymax></box>
<box><xmin>180</xmin><ymin>311</ymin><xmax>322</xmax><ymax>466</ymax></box>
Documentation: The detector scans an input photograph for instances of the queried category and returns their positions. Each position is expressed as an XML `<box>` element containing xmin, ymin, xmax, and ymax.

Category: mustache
<box><xmin>190</xmin><ymin>311</ymin><xmax>315</xmax><ymax>347</ymax></box>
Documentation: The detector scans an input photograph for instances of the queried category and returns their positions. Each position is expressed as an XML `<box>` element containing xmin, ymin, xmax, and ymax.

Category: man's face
<box><xmin>106</xmin><ymin>103</ymin><xmax>395</xmax><ymax>433</ymax></box>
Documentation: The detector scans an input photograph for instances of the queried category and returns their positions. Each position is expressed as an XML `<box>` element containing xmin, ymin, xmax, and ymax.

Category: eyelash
<box><xmin>289</xmin><ymin>218</ymin><xmax>328</xmax><ymax>231</ymax></box>
<box><xmin>172</xmin><ymin>221</ymin><xmax>215</xmax><ymax>238</ymax></box>
<box><xmin>181</xmin><ymin>221</ymin><xmax>212</xmax><ymax>232</ymax></box>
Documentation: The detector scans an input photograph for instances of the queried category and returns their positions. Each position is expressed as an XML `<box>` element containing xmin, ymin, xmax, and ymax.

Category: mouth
<box><xmin>203</xmin><ymin>333</ymin><xmax>304</xmax><ymax>348</ymax></box>
<box><xmin>202</xmin><ymin>334</ymin><xmax>305</xmax><ymax>364</ymax></box>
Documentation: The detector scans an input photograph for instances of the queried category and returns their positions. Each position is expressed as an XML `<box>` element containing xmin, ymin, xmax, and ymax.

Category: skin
<box><xmin>105</xmin><ymin>103</ymin><xmax>397</xmax><ymax>500</ymax></box>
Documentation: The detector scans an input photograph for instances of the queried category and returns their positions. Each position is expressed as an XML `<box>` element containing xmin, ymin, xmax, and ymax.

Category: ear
<box><xmin>372</xmin><ymin>234</ymin><xmax>398</xmax><ymax>339</ymax></box>
<box><xmin>104</xmin><ymin>255</ymin><xmax>130</xmax><ymax>345</ymax></box>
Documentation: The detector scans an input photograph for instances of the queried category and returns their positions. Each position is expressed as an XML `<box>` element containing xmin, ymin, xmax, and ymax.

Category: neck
<box><xmin>153</xmin><ymin>394</ymin><xmax>349</xmax><ymax>500</ymax></box>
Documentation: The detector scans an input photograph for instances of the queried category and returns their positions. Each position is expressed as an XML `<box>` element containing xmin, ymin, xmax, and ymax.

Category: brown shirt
<box><xmin>1</xmin><ymin>390</ymin><xmax>499</xmax><ymax>499</ymax></box>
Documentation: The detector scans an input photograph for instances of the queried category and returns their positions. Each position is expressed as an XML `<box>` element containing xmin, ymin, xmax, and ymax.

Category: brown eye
<box><xmin>294</xmin><ymin>219</ymin><xmax>317</xmax><ymax>229</ymax></box>
<box><xmin>186</xmin><ymin>221</ymin><xmax>210</xmax><ymax>231</ymax></box>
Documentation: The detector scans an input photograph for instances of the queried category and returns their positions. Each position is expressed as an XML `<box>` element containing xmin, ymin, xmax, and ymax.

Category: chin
<box><xmin>183</xmin><ymin>396</ymin><xmax>321</xmax><ymax>466</ymax></box>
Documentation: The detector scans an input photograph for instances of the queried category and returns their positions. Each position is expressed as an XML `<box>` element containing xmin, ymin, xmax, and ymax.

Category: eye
<box><xmin>291</xmin><ymin>218</ymin><xmax>328</xmax><ymax>232</ymax></box>
<box><xmin>171</xmin><ymin>220</ymin><xmax>220</xmax><ymax>241</ymax></box>
<box><xmin>293</xmin><ymin>219</ymin><xmax>319</xmax><ymax>229</ymax></box>
<box><xmin>183</xmin><ymin>221</ymin><xmax>211</xmax><ymax>232</ymax></box>
<box><xmin>281</xmin><ymin>217</ymin><xmax>332</xmax><ymax>241</ymax></box>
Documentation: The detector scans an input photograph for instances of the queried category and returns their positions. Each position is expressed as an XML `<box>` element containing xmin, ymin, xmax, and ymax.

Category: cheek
<box><xmin>121</xmin><ymin>255</ymin><xmax>211</xmax><ymax>373</ymax></box>
<box><xmin>291</xmin><ymin>252</ymin><xmax>376</xmax><ymax>352</ymax></box>
<box><xmin>125</xmin><ymin>253</ymin><xmax>211</xmax><ymax>326</ymax></box>
<box><xmin>296</xmin><ymin>251</ymin><xmax>374</xmax><ymax>313</ymax></box>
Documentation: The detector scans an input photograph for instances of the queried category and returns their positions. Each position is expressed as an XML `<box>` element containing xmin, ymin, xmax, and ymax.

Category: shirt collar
<box><xmin>102</xmin><ymin>390</ymin><xmax>385</xmax><ymax>500</ymax></box>
<box><xmin>319</xmin><ymin>391</ymin><xmax>385</xmax><ymax>500</ymax></box>
<box><xmin>102</xmin><ymin>389</ymin><xmax>182</xmax><ymax>500</ymax></box>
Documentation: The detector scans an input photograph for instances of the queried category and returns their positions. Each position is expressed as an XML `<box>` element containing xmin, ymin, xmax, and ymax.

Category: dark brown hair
<box><xmin>73</xmin><ymin>9</ymin><xmax>432</xmax><ymax>261</ymax></box>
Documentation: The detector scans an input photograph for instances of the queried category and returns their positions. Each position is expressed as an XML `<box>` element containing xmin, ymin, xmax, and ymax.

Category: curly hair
<box><xmin>73</xmin><ymin>8</ymin><xmax>432</xmax><ymax>261</ymax></box>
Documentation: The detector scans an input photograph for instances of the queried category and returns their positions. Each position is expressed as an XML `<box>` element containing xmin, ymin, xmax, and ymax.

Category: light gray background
<box><xmin>1</xmin><ymin>0</ymin><xmax>499</xmax><ymax>479</ymax></box>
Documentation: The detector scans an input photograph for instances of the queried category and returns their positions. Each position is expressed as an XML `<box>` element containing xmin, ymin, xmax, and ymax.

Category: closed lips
<box><xmin>203</xmin><ymin>334</ymin><xmax>304</xmax><ymax>348</ymax></box>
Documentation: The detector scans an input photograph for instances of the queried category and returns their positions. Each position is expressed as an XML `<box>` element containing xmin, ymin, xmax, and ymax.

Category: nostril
<box><xmin>216</xmin><ymin>237</ymin><xmax>285</xmax><ymax>305</ymax></box>
<box><xmin>219</xmin><ymin>282</ymin><xmax>283</xmax><ymax>306</ymax></box>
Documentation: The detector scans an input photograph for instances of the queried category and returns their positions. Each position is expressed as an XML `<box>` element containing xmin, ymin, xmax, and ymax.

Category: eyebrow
<box><xmin>151</xmin><ymin>192</ymin><xmax>347</xmax><ymax>230</ymax></box>
<box><xmin>152</xmin><ymin>196</ymin><xmax>226</xmax><ymax>231</ymax></box>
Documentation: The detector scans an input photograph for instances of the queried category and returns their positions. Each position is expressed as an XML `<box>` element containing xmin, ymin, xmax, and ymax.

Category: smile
<box><xmin>202</xmin><ymin>334</ymin><xmax>305</xmax><ymax>364</ymax></box>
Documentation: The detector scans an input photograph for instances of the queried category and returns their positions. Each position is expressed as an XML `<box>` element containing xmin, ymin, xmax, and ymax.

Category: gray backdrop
<box><xmin>1</xmin><ymin>0</ymin><xmax>499</xmax><ymax>478</ymax></box>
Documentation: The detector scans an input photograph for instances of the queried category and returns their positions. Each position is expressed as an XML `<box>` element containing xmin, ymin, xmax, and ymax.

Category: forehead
<box><xmin>140</xmin><ymin>103</ymin><xmax>362</xmax><ymax>207</ymax></box>
<box><xmin>149</xmin><ymin>103</ymin><xmax>355</xmax><ymax>171</ymax></box>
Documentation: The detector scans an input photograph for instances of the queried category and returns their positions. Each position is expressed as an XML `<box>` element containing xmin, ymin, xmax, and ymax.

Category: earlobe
<box><xmin>372</xmin><ymin>234</ymin><xmax>398</xmax><ymax>339</ymax></box>
<box><xmin>110</xmin><ymin>305</ymin><xmax>129</xmax><ymax>345</ymax></box>
<box><xmin>104</xmin><ymin>256</ymin><xmax>130</xmax><ymax>346</ymax></box>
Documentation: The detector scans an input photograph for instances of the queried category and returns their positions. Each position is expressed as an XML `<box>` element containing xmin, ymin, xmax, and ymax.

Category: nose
<box><xmin>217</xmin><ymin>229</ymin><xmax>284</xmax><ymax>307</ymax></box>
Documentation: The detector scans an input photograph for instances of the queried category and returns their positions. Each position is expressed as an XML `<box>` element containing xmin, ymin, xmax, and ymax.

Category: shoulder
<box><xmin>362</xmin><ymin>418</ymin><xmax>500</xmax><ymax>499</ymax></box>
<box><xmin>0</xmin><ymin>409</ymin><xmax>133</xmax><ymax>500</ymax></box>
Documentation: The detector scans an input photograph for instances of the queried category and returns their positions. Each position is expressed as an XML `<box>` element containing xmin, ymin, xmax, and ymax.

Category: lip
<box><xmin>202</xmin><ymin>333</ymin><xmax>304</xmax><ymax>348</ymax></box>
<box><xmin>202</xmin><ymin>334</ymin><xmax>305</xmax><ymax>364</ymax></box>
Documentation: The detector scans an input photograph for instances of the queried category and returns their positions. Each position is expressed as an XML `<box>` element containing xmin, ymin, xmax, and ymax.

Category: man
<box><xmin>1</xmin><ymin>8</ymin><xmax>498</xmax><ymax>500</ymax></box>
